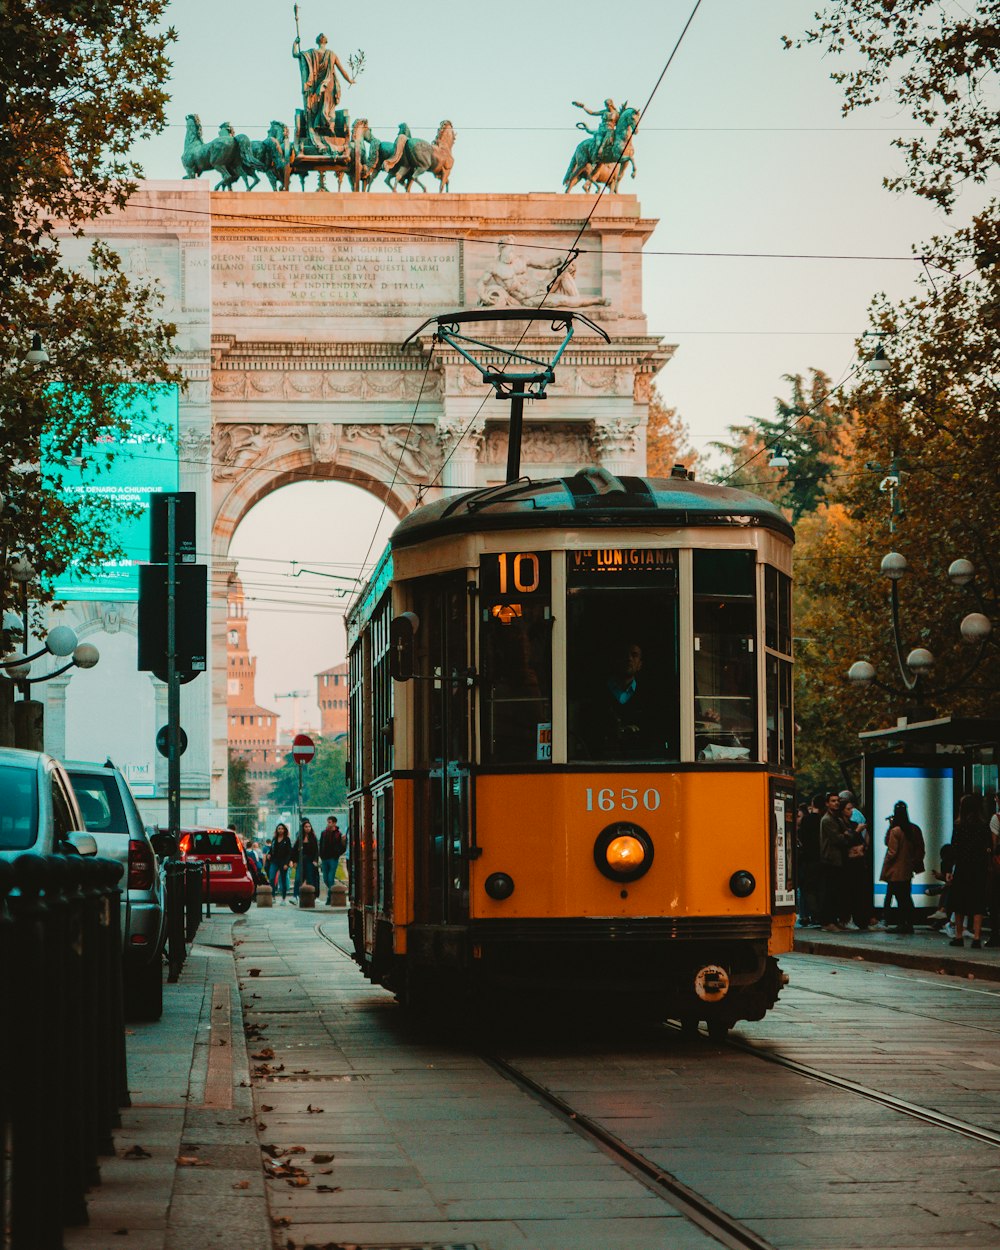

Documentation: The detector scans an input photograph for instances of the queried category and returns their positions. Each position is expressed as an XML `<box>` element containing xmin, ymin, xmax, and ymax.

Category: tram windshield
<box><xmin>566</xmin><ymin>549</ymin><xmax>679</xmax><ymax>763</ymax></box>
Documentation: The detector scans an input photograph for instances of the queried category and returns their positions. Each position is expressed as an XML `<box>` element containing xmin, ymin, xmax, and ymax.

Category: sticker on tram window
<box><xmin>481</xmin><ymin>551</ymin><xmax>551</xmax><ymax>602</ymax></box>
<box><xmin>568</xmin><ymin>549</ymin><xmax>677</xmax><ymax>588</ymax></box>
<box><xmin>536</xmin><ymin>722</ymin><xmax>552</xmax><ymax>761</ymax></box>
<box><xmin>585</xmin><ymin>786</ymin><xmax>661</xmax><ymax>812</ymax></box>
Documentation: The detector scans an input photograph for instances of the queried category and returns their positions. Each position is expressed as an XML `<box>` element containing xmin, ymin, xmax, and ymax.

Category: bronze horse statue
<box><xmin>372</xmin><ymin>120</ymin><xmax>456</xmax><ymax>192</ymax></box>
<box><xmin>182</xmin><ymin>114</ymin><xmax>242</xmax><ymax>190</ymax></box>
<box><xmin>563</xmin><ymin>106</ymin><xmax>640</xmax><ymax>193</ymax></box>
<box><xmin>227</xmin><ymin>120</ymin><xmax>291</xmax><ymax>191</ymax></box>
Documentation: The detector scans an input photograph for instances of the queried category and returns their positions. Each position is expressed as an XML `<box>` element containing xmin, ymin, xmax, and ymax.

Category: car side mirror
<box><xmin>150</xmin><ymin>831</ymin><xmax>177</xmax><ymax>860</ymax></box>
<box><xmin>64</xmin><ymin>831</ymin><xmax>98</xmax><ymax>856</ymax></box>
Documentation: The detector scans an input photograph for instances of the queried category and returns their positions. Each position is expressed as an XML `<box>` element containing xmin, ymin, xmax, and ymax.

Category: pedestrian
<box><xmin>988</xmin><ymin>796</ymin><xmax>1000</xmax><ymax>947</ymax></box>
<box><xmin>292</xmin><ymin>818</ymin><xmax>320</xmax><ymax>902</ymax></box>
<box><xmin>819</xmin><ymin>791</ymin><xmax>852</xmax><ymax>931</ymax></box>
<box><xmin>796</xmin><ymin>794</ymin><xmax>823</xmax><ymax>926</ymax></box>
<box><xmin>841</xmin><ymin>795</ymin><xmax>873</xmax><ymax>929</ymax></box>
<box><xmin>319</xmin><ymin>815</ymin><xmax>347</xmax><ymax>906</ymax></box>
<box><xmin>879</xmin><ymin>800</ymin><xmax>924</xmax><ymax>935</ymax></box>
<box><xmin>266</xmin><ymin>823</ymin><xmax>293</xmax><ymax>901</ymax></box>
<box><xmin>947</xmin><ymin>793</ymin><xmax>992</xmax><ymax>949</ymax></box>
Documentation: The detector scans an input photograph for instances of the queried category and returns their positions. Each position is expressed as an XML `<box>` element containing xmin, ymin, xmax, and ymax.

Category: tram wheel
<box><xmin>706</xmin><ymin>1018</ymin><xmax>730</xmax><ymax>1042</ymax></box>
<box><xmin>678</xmin><ymin>1016</ymin><xmax>700</xmax><ymax>1039</ymax></box>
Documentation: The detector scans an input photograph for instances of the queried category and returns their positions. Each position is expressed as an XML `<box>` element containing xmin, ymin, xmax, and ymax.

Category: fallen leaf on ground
<box><xmin>315</xmin><ymin>1185</ymin><xmax>341</xmax><ymax>1193</ymax></box>
<box><xmin>122</xmin><ymin>1145</ymin><xmax>151</xmax><ymax>1160</ymax></box>
<box><xmin>311</xmin><ymin>1153</ymin><xmax>334</xmax><ymax>1164</ymax></box>
<box><xmin>176</xmin><ymin>1156</ymin><xmax>205</xmax><ymax>1167</ymax></box>
<box><xmin>248</xmin><ymin>968</ymin><xmax>262</xmax><ymax>977</ymax></box>
<box><xmin>271</xmin><ymin>1216</ymin><xmax>290</xmax><ymax>1227</ymax></box>
<box><xmin>285</xmin><ymin>1146</ymin><xmax>306</xmax><ymax>1154</ymax></box>
<box><xmin>285</xmin><ymin>1176</ymin><xmax>310</xmax><ymax>1187</ymax></box>
<box><xmin>260</xmin><ymin>1104</ymin><xmax>274</xmax><ymax>1112</ymax></box>
<box><xmin>293</xmin><ymin>1068</ymin><xmax>311</xmax><ymax>1074</ymax></box>
<box><xmin>306</xmin><ymin>1104</ymin><xmax>324</xmax><ymax>1114</ymax></box>
<box><xmin>251</xmin><ymin>1048</ymin><xmax>275</xmax><ymax>1060</ymax></box>
<box><xmin>232</xmin><ymin>1180</ymin><xmax>250</xmax><ymax>1190</ymax></box>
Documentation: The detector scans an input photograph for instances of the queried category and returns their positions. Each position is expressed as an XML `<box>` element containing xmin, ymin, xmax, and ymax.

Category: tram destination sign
<box><xmin>480</xmin><ymin>551</ymin><xmax>551</xmax><ymax>602</ymax></box>
<box><xmin>568</xmin><ymin>548</ymin><xmax>677</xmax><ymax>587</ymax></box>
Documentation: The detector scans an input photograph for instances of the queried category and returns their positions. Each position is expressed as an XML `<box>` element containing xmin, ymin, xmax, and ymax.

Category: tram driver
<box><xmin>584</xmin><ymin>638</ymin><xmax>659</xmax><ymax>759</ymax></box>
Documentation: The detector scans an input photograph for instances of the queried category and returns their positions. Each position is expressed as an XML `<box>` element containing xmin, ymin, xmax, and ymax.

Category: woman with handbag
<box><xmin>880</xmin><ymin>800</ymin><xmax>924</xmax><ymax>934</ymax></box>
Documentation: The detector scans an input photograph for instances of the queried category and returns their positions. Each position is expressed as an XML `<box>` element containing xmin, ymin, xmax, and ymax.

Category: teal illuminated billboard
<box><xmin>44</xmin><ymin>385</ymin><xmax>180</xmax><ymax>601</ymax></box>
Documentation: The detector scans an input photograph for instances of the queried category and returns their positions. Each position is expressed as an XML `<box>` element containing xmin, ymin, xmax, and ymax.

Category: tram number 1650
<box><xmin>585</xmin><ymin>787</ymin><xmax>661</xmax><ymax>812</ymax></box>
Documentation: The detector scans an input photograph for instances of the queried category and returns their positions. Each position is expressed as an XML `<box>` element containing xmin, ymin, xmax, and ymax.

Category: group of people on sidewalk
<box><xmin>258</xmin><ymin>815</ymin><xmax>348</xmax><ymax>906</ymax></box>
<box><xmin>797</xmin><ymin>789</ymin><xmax>1000</xmax><ymax>948</ymax></box>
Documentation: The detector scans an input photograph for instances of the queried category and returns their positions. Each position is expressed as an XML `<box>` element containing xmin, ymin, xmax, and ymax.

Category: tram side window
<box><xmin>480</xmin><ymin>551</ymin><xmax>552</xmax><ymax>765</ymax></box>
<box><xmin>693</xmin><ymin>550</ymin><xmax>757</xmax><ymax>761</ymax></box>
<box><xmin>764</xmin><ymin>566</ymin><xmax>793</xmax><ymax>770</ymax></box>
<box><xmin>370</xmin><ymin>600</ymin><xmax>393</xmax><ymax>779</ymax></box>
<box><xmin>566</xmin><ymin>549</ymin><xmax>679</xmax><ymax>764</ymax></box>
<box><xmin>348</xmin><ymin>643</ymin><xmax>364</xmax><ymax>789</ymax></box>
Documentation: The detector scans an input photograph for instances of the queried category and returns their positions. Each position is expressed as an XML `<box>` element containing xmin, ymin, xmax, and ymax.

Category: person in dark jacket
<box><xmin>292</xmin><ymin>818</ymin><xmax>320</xmax><ymax>901</ymax></box>
<box><xmin>819</xmin><ymin>792</ymin><xmax>852</xmax><ymax>930</ymax></box>
<box><xmin>796</xmin><ymin>794</ymin><xmax>823</xmax><ymax>926</ymax></box>
<box><xmin>948</xmin><ymin>794</ymin><xmax>993</xmax><ymax>949</ymax></box>
<box><xmin>319</xmin><ymin>815</ymin><xmax>347</xmax><ymax>906</ymax></box>
<box><xmin>266</xmin><ymin>823</ymin><xmax>293</xmax><ymax>901</ymax></box>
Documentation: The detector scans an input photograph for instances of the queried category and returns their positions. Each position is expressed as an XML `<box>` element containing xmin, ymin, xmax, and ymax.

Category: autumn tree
<box><xmin>0</xmin><ymin>2</ymin><xmax>179</xmax><ymax>621</ymax></box>
<box><xmin>645</xmin><ymin>390</ymin><xmax>697</xmax><ymax>479</ymax></box>
<box><xmin>785</xmin><ymin>3</ymin><xmax>1000</xmax><ymax>780</ymax></box>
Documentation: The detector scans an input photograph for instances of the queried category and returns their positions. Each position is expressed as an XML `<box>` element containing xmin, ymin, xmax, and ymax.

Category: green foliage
<box><xmin>784</xmin><ymin>3</ymin><xmax>1000</xmax><ymax>784</ymax></box>
<box><xmin>787</xmin><ymin>1</ymin><xmax>1000</xmax><ymax>213</ymax></box>
<box><xmin>0</xmin><ymin>2</ymin><xmax>179</xmax><ymax>617</ymax></box>
<box><xmin>709</xmin><ymin>371</ymin><xmax>849</xmax><ymax>522</ymax></box>
<box><xmin>269</xmin><ymin>738</ymin><xmax>349</xmax><ymax>810</ymax></box>
<box><xmin>228</xmin><ymin>751</ymin><xmax>254</xmax><ymax>814</ymax></box>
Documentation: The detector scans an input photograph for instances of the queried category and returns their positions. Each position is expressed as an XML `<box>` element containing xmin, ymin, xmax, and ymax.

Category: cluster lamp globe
<box><xmin>880</xmin><ymin>552</ymin><xmax>909</xmax><ymax>580</ymax></box>
<box><xmin>906</xmin><ymin>647</ymin><xmax>935</xmax><ymax>673</ymax></box>
<box><xmin>2</xmin><ymin>652</ymin><xmax>32</xmax><ymax>680</ymax></box>
<box><xmin>847</xmin><ymin>660</ymin><xmax>876</xmax><ymax>687</ymax></box>
<box><xmin>45</xmin><ymin>625</ymin><xmax>79</xmax><ymax>657</ymax></box>
<box><xmin>2</xmin><ymin>609</ymin><xmax>24</xmax><ymax>636</ymax></box>
<box><xmin>960</xmin><ymin>613</ymin><xmax>993</xmax><ymax>644</ymax></box>
<box><xmin>948</xmin><ymin>559</ymin><xmax>976</xmax><ymax>587</ymax></box>
<box><xmin>73</xmin><ymin>643</ymin><xmax>100</xmax><ymax>670</ymax></box>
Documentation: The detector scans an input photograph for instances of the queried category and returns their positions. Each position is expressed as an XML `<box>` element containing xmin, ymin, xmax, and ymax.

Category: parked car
<box><xmin>0</xmin><ymin>747</ymin><xmax>98</xmax><ymax>860</ymax></box>
<box><xmin>65</xmin><ymin>760</ymin><xmax>167</xmax><ymax>1021</ymax></box>
<box><xmin>178</xmin><ymin>827</ymin><xmax>255</xmax><ymax>913</ymax></box>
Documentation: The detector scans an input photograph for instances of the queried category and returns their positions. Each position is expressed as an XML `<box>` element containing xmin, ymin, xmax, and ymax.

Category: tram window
<box><xmin>693</xmin><ymin>551</ymin><xmax>757</xmax><ymax>761</ymax></box>
<box><xmin>567</xmin><ymin>590</ymin><xmax>679</xmax><ymax>763</ymax></box>
<box><xmin>764</xmin><ymin>566</ymin><xmax>792</xmax><ymax>656</ymax></box>
<box><xmin>766</xmin><ymin>655</ymin><xmax>793</xmax><ymax>769</ymax></box>
<box><xmin>481</xmin><ymin>600</ymin><xmax>552</xmax><ymax>766</ymax></box>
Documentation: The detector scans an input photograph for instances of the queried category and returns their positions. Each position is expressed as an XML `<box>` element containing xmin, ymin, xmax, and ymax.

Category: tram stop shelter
<box><xmin>848</xmin><ymin>715</ymin><xmax>1000</xmax><ymax>911</ymax></box>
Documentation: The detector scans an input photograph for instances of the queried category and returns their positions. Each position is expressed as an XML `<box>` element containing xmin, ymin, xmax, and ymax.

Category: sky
<box><xmin>129</xmin><ymin>0</ymin><xmax>963</xmax><ymax>730</ymax></box>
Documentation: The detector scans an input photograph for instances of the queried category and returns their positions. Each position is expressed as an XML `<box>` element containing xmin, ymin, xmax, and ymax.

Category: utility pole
<box><xmin>166</xmin><ymin>494</ymin><xmax>181</xmax><ymax>842</ymax></box>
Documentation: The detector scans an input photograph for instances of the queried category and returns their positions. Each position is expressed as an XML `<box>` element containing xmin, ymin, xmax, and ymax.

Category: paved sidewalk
<box><xmin>62</xmin><ymin>906</ymin><xmax>1000</xmax><ymax>1248</ymax></box>
<box><xmin>793</xmin><ymin>921</ymin><xmax>1000</xmax><ymax>982</ymax></box>
<box><xmin>65</xmin><ymin>915</ymin><xmax>271</xmax><ymax>1250</ymax></box>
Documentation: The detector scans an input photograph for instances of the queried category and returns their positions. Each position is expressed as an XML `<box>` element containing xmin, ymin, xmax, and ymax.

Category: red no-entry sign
<box><xmin>292</xmin><ymin>733</ymin><xmax>315</xmax><ymax>764</ymax></box>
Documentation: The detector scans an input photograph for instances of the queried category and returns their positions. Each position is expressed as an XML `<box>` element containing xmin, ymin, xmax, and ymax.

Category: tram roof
<box><xmin>391</xmin><ymin>468</ymin><xmax>795</xmax><ymax>548</ymax></box>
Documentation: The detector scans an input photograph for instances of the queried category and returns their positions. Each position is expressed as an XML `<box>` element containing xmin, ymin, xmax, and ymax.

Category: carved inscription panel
<box><xmin>212</xmin><ymin>237</ymin><xmax>461</xmax><ymax>313</ymax></box>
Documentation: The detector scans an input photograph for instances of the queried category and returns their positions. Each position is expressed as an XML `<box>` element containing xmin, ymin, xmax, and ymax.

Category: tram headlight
<box><xmin>593</xmin><ymin>823</ymin><xmax>654</xmax><ymax>883</ymax></box>
<box><xmin>729</xmin><ymin>870</ymin><xmax>756</xmax><ymax>898</ymax></box>
<box><xmin>484</xmin><ymin>872</ymin><xmax>515</xmax><ymax>900</ymax></box>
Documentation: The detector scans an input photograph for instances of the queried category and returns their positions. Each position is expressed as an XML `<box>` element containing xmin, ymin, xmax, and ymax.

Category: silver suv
<box><xmin>66</xmin><ymin>759</ymin><xmax>167</xmax><ymax>1021</ymax></box>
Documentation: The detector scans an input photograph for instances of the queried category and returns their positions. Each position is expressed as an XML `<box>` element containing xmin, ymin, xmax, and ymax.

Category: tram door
<box><xmin>412</xmin><ymin>573</ymin><xmax>472</xmax><ymax>925</ymax></box>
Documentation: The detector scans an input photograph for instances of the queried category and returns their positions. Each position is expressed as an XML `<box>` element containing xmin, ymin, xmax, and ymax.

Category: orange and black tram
<box><xmin>345</xmin><ymin>466</ymin><xmax>796</xmax><ymax>1032</ymax></box>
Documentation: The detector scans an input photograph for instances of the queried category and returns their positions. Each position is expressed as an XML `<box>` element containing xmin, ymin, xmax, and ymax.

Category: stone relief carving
<box><xmin>437</xmin><ymin>417</ymin><xmax>484</xmax><ymax>458</ymax></box>
<box><xmin>482</xmin><ymin>428</ymin><xmax>594</xmax><ymax>466</ymax></box>
<box><xmin>310</xmin><ymin>423</ymin><xmax>341</xmax><ymax>463</ymax></box>
<box><xmin>633</xmin><ymin>371</ymin><xmax>654</xmax><ymax>404</ymax></box>
<box><xmin>343</xmin><ymin>423</ymin><xmax>440</xmax><ymax>483</ymax></box>
<box><xmin>179</xmin><ymin>427</ymin><xmax>213</xmax><ymax>465</ymax></box>
<box><xmin>477</xmin><ymin>238</ymin><xmax>610</xmax><ymax>311</ymax></box>
<box><xmin>212</xmin><ymin>423</ymin><xmax>307</xmax><ymax>480</ymax></box>
<box><xmin>593</xmin><ymin>418</ymin><xmax>640</xmax><ymax>459</ymax></box>
<box><xmin>212</xmin><ymin>366</ymin><xmax>442</xmax><ymax>403</ymax></box>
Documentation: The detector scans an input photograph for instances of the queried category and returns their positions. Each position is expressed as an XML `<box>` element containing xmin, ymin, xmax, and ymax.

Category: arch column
<box><xmin>593</xmin><ymin>417</ymin><xmax>643</xmax><ymax>477</ymax></box>
<box><xmin>438</xmin><ymin>418</ymin><xmax>485</xmax><ymax>492</ymax></box>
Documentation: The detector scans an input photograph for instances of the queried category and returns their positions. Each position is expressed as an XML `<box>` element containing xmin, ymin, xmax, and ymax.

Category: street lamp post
<box><xmin>847</xmin><ymin>553</ymin><xmax>996</xmax><ymax>716</ymax></box>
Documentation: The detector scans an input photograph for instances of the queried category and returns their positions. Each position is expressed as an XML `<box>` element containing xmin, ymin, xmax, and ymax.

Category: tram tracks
<box><xmin>315</xmin><ymin>923</ymin><xmax>1000</xmax><ymax>1248</ymax></box>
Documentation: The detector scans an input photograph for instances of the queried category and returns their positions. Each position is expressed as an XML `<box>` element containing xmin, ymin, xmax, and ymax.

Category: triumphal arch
<box><xmin>48</xmin><ymin>185</ymin><xmax>671</xmax><ymax>817</ymax></box>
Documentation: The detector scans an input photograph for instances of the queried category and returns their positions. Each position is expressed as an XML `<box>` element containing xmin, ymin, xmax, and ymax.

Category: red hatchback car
<box><xmin>179</xmin><ymin>827</ymin><xmax>255</xmax><ymax>913</ymax></box>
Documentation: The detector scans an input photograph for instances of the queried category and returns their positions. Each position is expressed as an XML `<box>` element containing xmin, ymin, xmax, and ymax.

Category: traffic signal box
<box><xmin>137</xmin><ymin>492</ymin><xmax>207</xmax><ymax>679</ymax></box>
